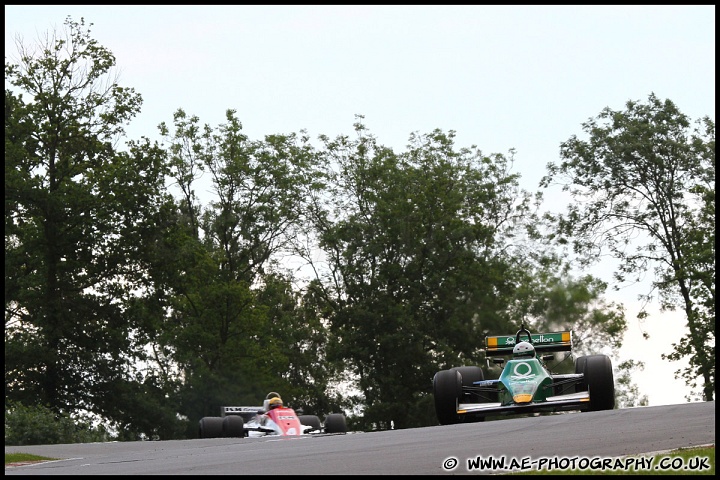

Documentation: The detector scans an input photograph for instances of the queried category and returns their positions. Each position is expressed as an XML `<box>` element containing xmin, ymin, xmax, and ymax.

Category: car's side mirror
<box><xmin>492</xmin><ymin>358</ymin><xmax>505</xmax><ymax>365</ymax></box>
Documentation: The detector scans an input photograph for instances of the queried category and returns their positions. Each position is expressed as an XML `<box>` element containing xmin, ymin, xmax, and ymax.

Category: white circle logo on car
<box><xmin>511</xmin><ymin>362</ymin><xmax>535</xmax><ymax>379</ymax></box>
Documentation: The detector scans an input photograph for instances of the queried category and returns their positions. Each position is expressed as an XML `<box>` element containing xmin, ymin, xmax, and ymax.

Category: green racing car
<box><xmin>433</xmin><ymin>323</ymin><xmax>615</xmax><ymax>425</ymax></box>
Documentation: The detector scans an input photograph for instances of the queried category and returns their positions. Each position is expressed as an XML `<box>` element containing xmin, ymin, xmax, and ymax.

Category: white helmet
<box><xmin>513</xmin><ymin>341</ymin><xmax>535</xmax><ymax>358</ymax></box>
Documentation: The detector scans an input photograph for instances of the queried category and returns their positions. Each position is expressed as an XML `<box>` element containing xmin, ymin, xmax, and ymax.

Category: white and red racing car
<box><xmin>198</xmin><ymin>392</ymin><xmax>347</xmax><ymax>438</ymax></box>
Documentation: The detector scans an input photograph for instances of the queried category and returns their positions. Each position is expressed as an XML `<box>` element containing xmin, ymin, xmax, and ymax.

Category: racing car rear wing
<box><xmin>221</xmin><ymin>406</ymin><xmax>263</xmax><ymax>417</ymax></box>
<box><xmin>485</xmin><ymin>331</ymin><xmax>573</xmax><ymax>357</ymax></box>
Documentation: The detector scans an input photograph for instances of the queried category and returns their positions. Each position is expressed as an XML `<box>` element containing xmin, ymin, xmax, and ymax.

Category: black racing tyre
<box><xmin>450</xmin><ymin>366</ymin><xmax>484</xmax><ymax>387</ymax></box>
<box><xmin>199</xmin><ymin>416</ymin><xmax>224</xmax><ymax>439</ymax></box>
<box><xmin>433</xmin><ymin>369</ymin><xmax>462</xmax><ymax>425</ymax></box>
<box><xmin>323</xmin><ymin>413</ymin><xmax>347</xmax><ymax>433</ymax></box>
<box><xmin>583</xmin><ymin>354</ymin><xmax>615</xmax><ymax>411</ymax></box>
<box><xmin>450</xmin><ymin>366</ymin><xmax>486</xmax><ymax>422</ymax></box>
<box><xmin>222</xmin><ymin>415</ymin><xmax>246</xmax><ymax>438</ymax></box>
<box><xmin>298</xmin><ymin>415</ymin><xmax>322</xmax><ymax>432</ymax></box>
<box><xmin>574</xmin><ymin>355</ymin><xmax>589</xmax><ymax>393</ymax></box>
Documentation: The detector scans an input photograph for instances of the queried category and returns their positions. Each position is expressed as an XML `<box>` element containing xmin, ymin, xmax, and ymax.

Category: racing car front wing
<box><xmin>457</xmin><ymin>391</ymin><xmax>591</xmax><ymax>418</ymax></box>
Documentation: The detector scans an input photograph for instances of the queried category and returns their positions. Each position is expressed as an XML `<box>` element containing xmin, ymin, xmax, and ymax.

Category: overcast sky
<box><xmin>5</xmin><ymin>5</ymin><xmax>715</xmax><ymax>407</ymax></box>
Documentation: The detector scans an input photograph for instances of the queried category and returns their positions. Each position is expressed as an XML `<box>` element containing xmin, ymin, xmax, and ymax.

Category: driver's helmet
<box><xmin>268</xmin><ymin>396</ymin><xmax>283</xmax><ymax>409</ymax></box>
<box><xmin>513</xmin><ymin>341</ymin><xmax>536</xmax><ymax>358</ymax></box>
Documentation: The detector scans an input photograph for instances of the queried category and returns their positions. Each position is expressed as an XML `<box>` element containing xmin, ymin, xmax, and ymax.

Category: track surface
<box><xmin>5</xmin><ymin>401</ymin><xmax>715</xmax><ymax>475</ymax></box>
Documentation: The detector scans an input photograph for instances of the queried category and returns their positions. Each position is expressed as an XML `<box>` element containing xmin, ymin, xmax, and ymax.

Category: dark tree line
<box><xmin>6</xmin><ymin>17</ymin><xmax>711</xmax><ymax>442</ymax></box>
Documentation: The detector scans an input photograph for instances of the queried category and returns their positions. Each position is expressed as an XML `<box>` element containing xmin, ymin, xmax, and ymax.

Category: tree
<box><xmin>516</xmin><ymin>260</ymin><xmax>627</xmax><ymax>357</ymax></box>
<box><xmin>305</xmin><ymin>118</ymin><xmax>536</xmax><ymax>429</ymax></box>
<box><xmin>540</xmin><ymin>93</ymin><xmax>715</xmax><ymax>401</ymax></box>
<box><xmin>5</xmin><ymin>401</ymin><xmax>114</xmax><ymax>446</ymax></box>
<box><xmin>5</xmin><ymin>16</ymin><xmax>174</xmax><ymax>431</ymax></box>
<box><xmin>614</xmin><ymin>360</ymin><xmax>649</xmax><ymax>409</ymax></box>
<box><xmin>152</xmin><ymin>109</ymin><xmax>338</xmax><ymax>433</ymax></box>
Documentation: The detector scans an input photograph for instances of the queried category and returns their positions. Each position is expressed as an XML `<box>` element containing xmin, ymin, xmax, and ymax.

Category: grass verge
<box><xmin>5</xmin><ymin>452</ymin><xmax>58</xmax><ymax>466</ymax></box>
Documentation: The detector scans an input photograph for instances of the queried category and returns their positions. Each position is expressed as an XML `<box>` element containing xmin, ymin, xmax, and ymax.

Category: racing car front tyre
<box><xmin>433</xmin><ymin>369</ymin><xmax>461</xmax><ymax>425</ymax></box>
<box><xmin>450</xmin><ymin>366</ymin><xmax>486</xmax><ymax>422</ymax></box>
<box><xmin>450</xmin><ymin>366</ymin><xmax>484</xmax><ymax>386</ymax></box>
<box><xmin>583</xmin><ymin>354</ymin><xmax>615</xmax><ymax>411</ymax></box>
<box><xmin>298</xmin><ymin>415</ymin><xmax>322</xmax><ymax>432</ymax></box>
<box><xmin>222</xmin><ymin>415</ymin><xmax>246</xmax><ymax>438</ymax></box>
<box><xmin>323</xmin><ymin>413</ymin><xmax>347</xmax><ymax>433</ymax></box>
<box><xmin>198</xmin><ymin>416</ymin><xmax>224</xmax><ymax>439</ymax></box>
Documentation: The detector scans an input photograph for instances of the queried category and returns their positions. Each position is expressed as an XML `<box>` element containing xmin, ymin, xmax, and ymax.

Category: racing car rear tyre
<box><xmin>199</xmin><ymin>416</ymin><xmax>224</xmax><ymax>439</ymax></box>
<box><xmin>324</xmin><ymin>413</ymin><xmax>347</xmax><ymax>433</ymax></box>
<box><xmin>298</xmin><ymin>415</ymin><xmax>322</xmax><ymax>432</ymax></box>
<box><xmin>583</xmin><ymin>354</ymin><xmax>615</xmax><ymax>411</ymax></box>
<box><xmin>433</xmin><ymin>369</ymin><xmax>462</xmax><ymax>425</ymax></box>
<box><xmin>222</xmin><ymin>415</ymin><xmax>246</xmax><ymax>438</ymax></box>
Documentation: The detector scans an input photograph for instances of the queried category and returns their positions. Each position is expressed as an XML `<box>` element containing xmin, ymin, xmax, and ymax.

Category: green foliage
<box><xmin>5</xmin><ymin>16</ymin><xmax>658</xmax><ymax>440</ymax></box>
<box><xmin>541</xmin><ymin>93</ymin><xmax>715</xmax><ymax>402</ymax></box>
<box><xmin>614</xmin><ymin>360</ymin><xmax>649</xmax><ymax>408</ymax></box>
<box><xmin>5</xmin><ymin>16</ymin><xmax>176</xmax><ymax>434</ymax></box>
<box><xmin>506</xmin><ymin>246</ymin><xmax>628</xmax><ymax>355</ymax></box>
<box><xmin>304</xmin><ymin>119</ymin><xmax>540</xmax><ymax>429</ymax></box>
<box><xmin>152</xmin><ymin>108</ymin><xmax>341</xmax><ymax>431</ymax></box>
<box><xmin>5</xmin><ymin>402</ymin><xmax>114</xmax><ymax>446</ymax></box>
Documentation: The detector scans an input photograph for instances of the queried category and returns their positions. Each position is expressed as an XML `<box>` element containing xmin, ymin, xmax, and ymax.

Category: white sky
<box><xmin>5</xmin><ymin>5</ymin><xmax>715</xmax><ymax>407</ymax></box>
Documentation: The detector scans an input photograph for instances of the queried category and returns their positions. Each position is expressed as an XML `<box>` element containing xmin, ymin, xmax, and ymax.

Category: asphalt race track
<box><xmin>5</xmin><ymin>401</ymin><xmax>715</xmax><ymax>475</ymax></box>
